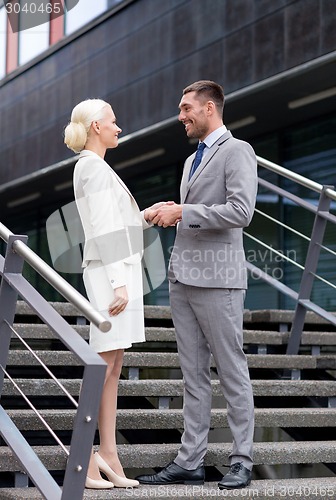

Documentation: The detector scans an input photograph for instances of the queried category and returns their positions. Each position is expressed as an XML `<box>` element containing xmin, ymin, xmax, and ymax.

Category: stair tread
<box><xmin>251</xmin><ymin>309</ymin><xmax>336</xmax><ymax>324</ymax></box>
<box><xmin>1</xmin><ymin>441</ymin><xmax>336</xmax><ymax>470</ymax></box>
<box><xmin>6</xmin><ymin>350</ymin><xmax>336</xmax><ymax>369</ymax></box>
<box><xmin>14</xmin><ymin>301</ymin><xmax>173</xmax><ymax>320</ymax></box>
<box><xmin>3</xmin><ymin>378</ymin><xmax>336</xmax><ymax>397</ymax></box>
<box><xmin>2</xmin><ymin>477</ymin><xmax>336</xmax><ymax>500</ymax></box>
<box><xmin>15</xmin><ymin>302</ymin><xmax>336</xmax><ymax>325</ymax></box>
<box><xmin>4</xmin><ymin>407</ymin><xmax>336</xmax><ymax>430</ymax></box>
<box><xmin>117</xmin><ymin>378</ymin><xmax>336</xmax><ymax>396</ymax></box>
<box><xmin>4</xmin><ymin>302</ymin><xmax>336</xmax><ymax>497</ymax></box>
<box><xmin>11</xmin><ymin>324</ymin><xmax>336</xmax><ymax>345</ymax></box>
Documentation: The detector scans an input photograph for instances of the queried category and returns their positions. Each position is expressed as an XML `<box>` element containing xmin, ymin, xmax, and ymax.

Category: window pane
<box><xmin>19</xmin><ymin>10</ymin><xmax>49</xmax><ymax>66</ymax></box>
<box><xmin>65</xmin><ymin>0</ymin><xmax>107</xmax><ymax>35</ymax></box>
<box><xmin>0</xmin><ymin>6</ymin><xmax>6</xmax><ymax>79</ymax></box>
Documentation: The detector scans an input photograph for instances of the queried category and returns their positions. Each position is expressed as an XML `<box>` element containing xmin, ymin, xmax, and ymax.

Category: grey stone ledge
<box><xmin>13</xmin><ymin>302</ymin><xmax>336</xmax><ymax>326</ymax></box>
<box><xmin>7</xmin><ymin>351</ymin><xmax>336</xmax><ymax>369</ymax></box>
<box><xmin>1</xmin><ymin>441</ymin><xmax>336</xmax><ymax>471</ymax></box>
<box><xmin>4</xmin><ymin>407</ymin><xmax>336</xmax><ymax>431</ymax></box>
<box><xmin>2</xmin><ymin>478</ymin><xmax>336</xmax><ymax>500</ymax></box>
<box><xmin>251</xmin><ymin>309</ymin><xmax>336</xmax><ymax>325</ymax></box>
<box><xmin>3</xmin><ymin>378</ymin><xmax>336</xmax><ymax>398</ymax></box>
<box><xmin>10</xmin><ymin>324</ymin><xmax>336</xmax><ymax>347</ymax></box>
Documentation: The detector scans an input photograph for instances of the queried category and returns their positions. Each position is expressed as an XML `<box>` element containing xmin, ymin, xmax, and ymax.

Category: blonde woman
<box><xmin>64</xmin><ymin>99</ymin><xmax>160</xmax><ymax>489</ymax></box>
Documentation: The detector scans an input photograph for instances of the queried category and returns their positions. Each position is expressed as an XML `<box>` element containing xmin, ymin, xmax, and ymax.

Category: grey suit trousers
<box><xmin>170</xmin><ymin>281</ymin><xmax>254</xmax><ymax>470</ymax></box>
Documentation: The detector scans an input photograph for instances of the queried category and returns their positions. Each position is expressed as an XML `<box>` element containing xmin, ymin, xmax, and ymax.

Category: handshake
<box><xmin>144</xmin><ymin>201</ymin><xmax>182</xmax><ymax>228</ymax></box>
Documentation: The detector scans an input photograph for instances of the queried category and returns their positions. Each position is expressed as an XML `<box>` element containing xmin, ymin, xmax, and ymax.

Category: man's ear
<box><xmin>206</xmin><ymin>100</ymin><xmax>216</xmax><ymax>115</ymax></box>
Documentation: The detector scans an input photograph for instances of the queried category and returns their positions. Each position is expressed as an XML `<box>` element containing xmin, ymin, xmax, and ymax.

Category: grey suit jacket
<box><xmin>168</xmin><ymin>130</ymin><xmax>258</xmax><ymax>288</ymax></box>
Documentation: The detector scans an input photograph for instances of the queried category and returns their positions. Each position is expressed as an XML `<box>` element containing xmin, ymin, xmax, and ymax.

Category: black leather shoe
<box><xmin>135</xmin><ymin>461</ymin><xmax>205</xmax><ymax>485</ymax></box>
<box><xmin>218</xmin><ymin>462</ymin><xmax>252</xmax><ymax>489</ymax></box>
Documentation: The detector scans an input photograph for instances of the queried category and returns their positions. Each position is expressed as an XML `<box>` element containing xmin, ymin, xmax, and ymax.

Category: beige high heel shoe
<box><xmin>94</xmin><ymin>452</ymin><xmax>139</xmax><ymax>488</ymax></box>
<box><xmin>85</xmin><ymin>476</ymin><xmax>114</xmax><ymax>489</ymax></box>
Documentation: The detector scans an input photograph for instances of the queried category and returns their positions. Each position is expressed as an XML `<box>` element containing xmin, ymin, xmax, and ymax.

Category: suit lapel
<box><xmin>181</xmin><ymin>131</ymin><xmax>232</xmax><ymax>203</ymax></box>
<box><xmin>79</xmin><ymin>150</ymin><xmax>136</xmax><ymax>203</ymax></box>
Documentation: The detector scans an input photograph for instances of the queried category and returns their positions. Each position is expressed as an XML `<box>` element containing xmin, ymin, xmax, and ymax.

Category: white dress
<box><xmin>73</xmin><ymin>150</ymin><xmax>149</xmax><ymax>352</ymax></box>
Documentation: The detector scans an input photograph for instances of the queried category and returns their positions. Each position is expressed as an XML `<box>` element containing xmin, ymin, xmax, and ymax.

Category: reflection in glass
<box><xmin>19</xmin><ymin>11</ymin><xmax>49</xmax><ymax>65</ymax></box>
<box><xmin>65</xmin><ymin>0</ymin><xmax>107</xmax><ymax>35</ymax></box>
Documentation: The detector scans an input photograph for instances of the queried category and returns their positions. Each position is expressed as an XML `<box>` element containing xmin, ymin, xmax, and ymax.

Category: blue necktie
<box><xmin>188</xmin><ymin>142</ymin><xmax>206</xmax><ymax>180</ymax></box>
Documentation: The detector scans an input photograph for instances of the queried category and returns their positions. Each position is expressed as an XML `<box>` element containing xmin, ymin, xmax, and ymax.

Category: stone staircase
<box><xmin>0</xmin><ymin>302</ymin><xmax>336</xmax><ymax>499</ymax></box>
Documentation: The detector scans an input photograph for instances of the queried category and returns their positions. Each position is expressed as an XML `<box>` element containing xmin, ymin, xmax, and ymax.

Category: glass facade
<box><xmin>19</xmin><ymin>12</ymin><xmax>50</xmax><ymax>65</ymax></box>
<box><xmin>65</xmin><ymin>0</ymin><xmax>108</xmax><ymax>35</ymax></box>
<box><xmin>1</xmin><ymin>112</ymin><xmax>335</xmax><ymax>308</ymax></box>
<box><xmin>246</xmin><ymin>113</ymin><xmax>336</xmax><ymax>311</ymax></box>
<box><xmin>0</xmin><ymin>0</ymin><xmax>125</xmax><ymax>78</ymax></box>
<box><xmin>126</xmin><ymin>163</ymin><xmax>182</xmax><ymax>305</ymax></box>
<box><xmin>2</xmin><ymin>199</ymin><xmax>86</xmax><ymax>302</ymax></box>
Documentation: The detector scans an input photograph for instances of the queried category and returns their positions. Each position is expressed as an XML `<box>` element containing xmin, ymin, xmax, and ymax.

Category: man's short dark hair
<box><xmin>183</xmin><ymin>80</ymin><xmax>224</xmax><ymax>114</ymax></box>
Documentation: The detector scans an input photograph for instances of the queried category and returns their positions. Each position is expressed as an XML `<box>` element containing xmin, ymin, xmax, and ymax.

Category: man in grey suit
<box><xmin>137</xmin><ymin>80</ymin><xmax>257</xmax><ymax>489</ymax></box>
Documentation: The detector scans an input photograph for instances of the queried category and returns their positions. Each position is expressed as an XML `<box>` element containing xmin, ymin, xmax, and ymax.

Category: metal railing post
<box><xmin>287</xmin><ymin>186</ymin><xmax>333</xmax><ymax>354</ymax></box>
<box><xmin>0</xmin><ymin>235</ymin><xmax>63</xmax><ymax>499</ymax></box>
<box><xmin>0</xmin><ymin>235</ymin><xmax>27</xmax><ymax>394</ymax></box>
<box><xmin>61</xmin><ymin>363</ymin><xmax>106</xmax><ymax>498</ymax></box>
<box><xmin>0</xmin><ymin>222</ymin><xmax>112</xmax><ymax>499</ymax></box>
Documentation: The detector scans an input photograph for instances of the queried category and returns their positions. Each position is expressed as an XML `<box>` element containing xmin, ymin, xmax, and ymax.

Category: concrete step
<box><xmin>14</xmin><ymin>301</ymin><xmax>173</xmax><ymax>321</ymax></box>
<box><xmin>117</xmin><ymin>378</ymin><xmax>336</xmax><ymax>398</ymax></box>
<box><xmin>2</xmin><ymin>477</ymin><xmax>336</xmax><ymax>500</ymax></box>
<box><xmin>250</xmin><ymin>309</ymin><xmax>336</xmax><ymax>326</ymax></box>
<box><xmin>6</xmin><ymin>350</ymin><xmax>336</xmax><ymax>369</ymax></box>
<box><xmin>1</xmin><ymin>441</ymin><xmax>336</xmax><ymax>471</ymax></box>
<box><xmin>15</xmin><ymin>301</ymin><xmax>336</xmax><ymax>326</ymax></box>
<box><xmin>10</xmin><ymin>325</ymin><xmax>176</xmax><ymax>342</ymax></box>
<box><xmin>11</xmin><ymin>324</ymin><xmax>336</xmax><ymax>346</ymax></box>
<box><xmin>3</xmin><ymin>378</ymin><xmax>336</xmax><ymax>398</ymax></box>
<box><xmin>5</xmin><ymin>407</ymin><xmax>336</xmax><ymax>431</ymax></box>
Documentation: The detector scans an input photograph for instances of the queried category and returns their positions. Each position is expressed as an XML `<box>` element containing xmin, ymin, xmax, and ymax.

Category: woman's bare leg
<box><xmin>98</xmin><ymin>349</ymin><xmax>125</xmax><ymax>475</ymax></box>
<box><xmin>86</xmin><ymin>349</ymin><xmax>124</xmax><ymax>479</ymax></box>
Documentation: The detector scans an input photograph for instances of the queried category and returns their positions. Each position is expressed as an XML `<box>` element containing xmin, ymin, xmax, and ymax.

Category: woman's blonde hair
<box><xmin>64</xmin><ymin>98</ymin><xmax>110</xmax><ymax>153</ymax></box>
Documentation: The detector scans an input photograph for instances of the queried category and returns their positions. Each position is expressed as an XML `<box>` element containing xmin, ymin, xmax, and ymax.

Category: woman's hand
<box><xmin>108</xmin><ymin>285</ymin><xmax>129</xmax><ymax>316</ymax></box>
<box><xmin>144</xmin><ymin>201</ymin><xmax>174</xmax><ymax>223</ymax></box>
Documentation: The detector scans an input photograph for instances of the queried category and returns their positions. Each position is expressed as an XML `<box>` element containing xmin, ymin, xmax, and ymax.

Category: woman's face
<box><xmin>96</xmin><ymin>106</ymin><xmax>122</xmax><ymax>149</ymax></box>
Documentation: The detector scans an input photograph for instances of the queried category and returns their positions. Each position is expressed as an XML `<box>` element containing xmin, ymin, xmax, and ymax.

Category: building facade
<box><xmin>0</xmin><ymin>0</ymin><xmax>336</xmax><ymax>308</ymax></box>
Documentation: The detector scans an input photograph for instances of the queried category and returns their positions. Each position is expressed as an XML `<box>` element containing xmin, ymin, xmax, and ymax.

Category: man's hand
<box><xmin>152</xmin><ymin>202</ymin><xmax>183</xmax><ymax>228</ymax></box>
<box><xmin>144</xmin><ymin>201</ymin><xmax>174</xmax><ymax>223</ymax></box>
<box><xmin>108</xmin><ymin>285</ymin><xmax>128</xmax><ymax>316</ymax></box>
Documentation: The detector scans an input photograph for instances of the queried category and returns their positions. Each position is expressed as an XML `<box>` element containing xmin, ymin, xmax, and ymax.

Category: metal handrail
<box><xmin>256</xmin><ymin>155</ymin><xmax>336</xmax><ymax>201</ymax></box>
<box><xmin>245</xmin><ymin>231</ymin><xmax>336</xmax><ymax>291</ymax></box>
<box><xmin>253</xmin><ymin>156</ymin><xmax>336</xmax><ymax>355</ymax></box>
<box><xmin>254</xmin><ymin>208</ymin><xmax>311</xmax><ymax>242</ymax></box>
<box><xmin>243</xmin><ymin>232</ymin><xmax>305</xmax><ymax>270</ymax></box>
<box><xmin>6</xmin><ymin>321</ymin><xmax>78</xmax><ymax>408</ymax></box>
<box><xmin>0</xmin><ymin>222</ymin><xmax>111</xmax><ymax>333</ymax></box>
<box><xmin>1</xmin><ymin>364</ymin><xmax>70</xmax><ymax>456</ymax></box>
<box><xmin>0</xmin><ymin>230</ymin><xmax>108</xmax><ymax>499</ymax></box>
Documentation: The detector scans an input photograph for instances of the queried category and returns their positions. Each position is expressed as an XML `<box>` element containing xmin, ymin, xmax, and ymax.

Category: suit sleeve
<box><xmin>181</xmin><ymin>143</ymin><xmax>257</xmax><ymax>229</ymax></box>
<box><xmin>81</xmin><ymin>159</ymin><xmax>127</xmax><ymax>289</ymax></box>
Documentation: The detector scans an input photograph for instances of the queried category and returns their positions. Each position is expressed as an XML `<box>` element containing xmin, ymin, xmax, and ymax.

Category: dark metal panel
<box><xmin>285</xmin><ymin>0</ymin><xmax>321</xmax><ymax>67</ymax></box>
<box><xmin>254</xmin><ymin>10</ymin><xmax>285</xmax><ymax>81</ymax></box>
<box><xmin>0</xmin><ymin>0</ymin><xmax>336</xmax><ymax>187</ymax></box>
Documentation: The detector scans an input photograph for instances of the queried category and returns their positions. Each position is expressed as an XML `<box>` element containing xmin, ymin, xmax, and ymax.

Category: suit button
<box><xmin>111</xmin><ymin>279</ymin><xmax>115</xmax><ymax>283</ymax></box>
